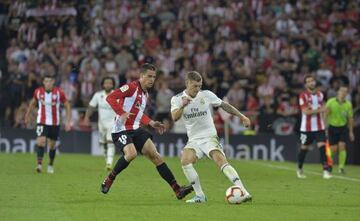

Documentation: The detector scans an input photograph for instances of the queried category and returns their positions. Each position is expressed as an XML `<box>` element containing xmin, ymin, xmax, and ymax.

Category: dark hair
<box><xmin>101</xmin><ymin>76</ymin><xmax>116</xmax><ymax>89</ymax></box>
<box><xmin>43</xmin><ymin>74</ymin><xmax>55</xmax><ymax>80</ymax></box>
<box><xmin>303</xmin><ymin>74</ymin><xmax>314</xmax><ymax>83</ymax></box>
<box><xmin>140</xmin><ymin>63</ymin><xmax>157</xmax><ymax>75</ymax></box>
<box><xmin>185</xmin><ymin>71</ymin><xmax>202</xmax><ymax>82</ymax></box>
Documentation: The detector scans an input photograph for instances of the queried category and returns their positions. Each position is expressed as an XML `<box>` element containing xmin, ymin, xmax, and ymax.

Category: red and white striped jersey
<box><xmin>106</xmin><ymin>80</ymin><xmax>151</xmax><ymax>133</ymax></box>
<box><xmin>33</xmin><ymin>87</ymin><xmax>67</xmax><ymax>126</ymax></box>
<box><xmin>299</xmin><ymin>90</ymin><xmax>325</xmax><ymax>132</ymax></box>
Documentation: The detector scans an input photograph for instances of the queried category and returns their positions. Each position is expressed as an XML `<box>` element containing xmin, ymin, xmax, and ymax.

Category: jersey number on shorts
<box><xmin>300</xmin><ymin>133</ymin><xmax>307</xmax><ymax>144</ymax></box>
<box><xmin>118</xmin><ymin>135</ymin><xmax>127</xmax><ymax>145</ymax></box>
<box><xmin>36</xmin><ymin>125</ymin><xmax>44</xmax><ymax>136</ymax></box>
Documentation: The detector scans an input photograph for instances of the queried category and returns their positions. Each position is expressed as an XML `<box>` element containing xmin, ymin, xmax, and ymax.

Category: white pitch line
<box><xmin>254</xmin><ymin>162</ymin><xmax>360</xmax><ymax>183</ymax></box>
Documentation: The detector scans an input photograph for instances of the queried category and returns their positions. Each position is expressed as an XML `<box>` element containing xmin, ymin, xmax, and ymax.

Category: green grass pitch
<box><xmin>0</xmin><ymin>153</ymin><xmax>359</xmax><ymax>221</ymax></box>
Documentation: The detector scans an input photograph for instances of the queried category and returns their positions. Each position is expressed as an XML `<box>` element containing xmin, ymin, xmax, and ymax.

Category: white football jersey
<box><xmin>171</xmin><ymin>90</ymin><xmax>222</xmax><ymax>141</ymax></box>
<box><xmin>89</xmin><ymin>90</ymin><xmax>116</xmax><ymax>126</ymax></box>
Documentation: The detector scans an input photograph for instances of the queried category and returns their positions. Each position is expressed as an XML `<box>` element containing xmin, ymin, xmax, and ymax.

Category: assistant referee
<box><xmin>325</xmin><ymin>85</ymin><xmax>354</xmax><ymax>174</ymax></box>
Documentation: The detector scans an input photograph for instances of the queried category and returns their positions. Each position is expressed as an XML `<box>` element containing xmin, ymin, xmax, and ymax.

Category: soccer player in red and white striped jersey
<box><xmin>297</xmin><ymin>75</ymin><xmax>332</xmax><ymax>179</ymax></box>
<box><xmin>25</xmin><ymin>75</ymin><xmax>72</xmax><ymax>174</ymax></box>
<box><xmin>100</xmin><ymin>63</ymin><xmax>193</xmax><ymax>200</ymax></box>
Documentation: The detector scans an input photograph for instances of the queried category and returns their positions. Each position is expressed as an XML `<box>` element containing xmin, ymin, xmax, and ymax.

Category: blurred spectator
<box><xmin>155</xmin><ymin>81</ymin><xmax>174</xmax><ymax>122</ymax></box>
<box><xmin>316</xmin><ymin>62</ymin><xmax>333</xmax><ymax>91</ymax></box>
<box><xmin>225</xmin><ymin>81</ymin><xmax>245</xmax><ymax>111</ymax></box>
<box><xmin>0</xmin><ymin>0</ymin><xmax>358</xmax><ymax>135</ymax></box>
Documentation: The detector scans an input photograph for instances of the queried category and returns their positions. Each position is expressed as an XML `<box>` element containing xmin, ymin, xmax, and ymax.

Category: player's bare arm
<box><xmin>63</xmin><ymin>100</ymin><xmax>72</xmax><ymax>131</ymax></box>
<box><xmin>25</xmin><ymin>98</ymin><xmax>37</xmax><ymax>125</ymax></box>
<box><xmin>220</xmin><ymin>101</ymin><xmax>250</xmax><ymax>128</ymax></box>
<box><xmin>302</xmin><ymin>105</ymin><xmax>327</xmax><ymax>115</ymax></box>
<box><xmin>324</xmin><ymin>107</ymin><xmax>330</xmax><ymax>128</ymax></box>
<box><xmin>84</xmin><ymin>105</ymin><xmax>96</xmax><ymax>124</ymax></box>
<box><xmin>349</xmin><ymin>117</ymin><xmax>354</xmax><ymax>142</ymax></box>
<box><xmin>149</xmin><ymin>120</ymin><xmax>166</xmax><ymax>134</ymax></box>
<box><xmin>171</xmin><ymin>97</ymin><xmax>191</xmax><ymax>121</ymax></box>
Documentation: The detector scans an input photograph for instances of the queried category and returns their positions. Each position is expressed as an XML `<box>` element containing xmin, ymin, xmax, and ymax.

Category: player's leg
<box><xmin>338</xmin><ymin>142</ymin><xmax>347</xmax><ymax>173</ymax></box>
<box><xmin>338</xmin><ymin>127</ymin><xmax>349</xmax><ymax>173</ymax></box>
<box><xmin>35</xmin><ymin>124</ymin><xmax>47</xmax><ymax>173</ymax></box>
<box><xmin>316</xmin><ymin>131</ymin><xmax>332</xmax><ymax>179</ymax></box>
<box><xmin>328</xmin><ymin>126</ymin><xmax>340</xmax><ymax>173</ymax></box>
<box><xmin>105</xmin><ymin>126</ymin><xmax>115</xmax><ymax>171</ymax></box>
<box><xmin>297</xmin><ymin>132</ymin><xmax>311</xmax><ymax>178</ymax></box>
<box><xmin>210</xmin><ymin>150</ymin><xmax>251</xmax><ymax>202</ymax></box>
<box><xmin>99</xmin><ymin>142</ymin><xmax>107</xmax><ymax>165</ymax></box>
<box><xmin>35</xmin><ymin>136</ymin><xmax>46</xmax><ymax>173</ymax></box>
<box><xmin>141</xmin><ymin>138</ymin><xmax>193</xmax><ymax>200</ymax></box>
<box><xmin>45</xmin><ymin>126</ymin><xmax>60</xmax><ymax>174</ymax></box>
<box><xmin>106</xmin><ymin>141</ymin><xmax>115</xmax><ymax>171</ymax></box>
<box><xmin>47</xmin><ymin>139</ymin><xmax>56</xmax><ymax>174</ymax></box>
<box><xmin>101</xmin><ymin>131</ymin><xmax>136</xmax><ymax>194</ymax></box>
<box><xmin>181</xmin><ymin>148</ymin><xmax>206</xmax><ymax>202</ymax></box>
<box><xmin>101</xmin><ymin>143</ymin><xmax>137</xmax><ymax>194</ymax></box>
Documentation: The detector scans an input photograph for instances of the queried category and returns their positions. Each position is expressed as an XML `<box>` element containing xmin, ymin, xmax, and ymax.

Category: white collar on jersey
<box><xmin>183</xmin><ymin>90</ymin><xmax>199</xmax><ymax>100</ymax></box>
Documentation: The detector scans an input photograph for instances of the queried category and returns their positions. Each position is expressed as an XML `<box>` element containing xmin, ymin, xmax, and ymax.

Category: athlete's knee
<box><xmin>300</xmin><ymin>145</ymin><xmax>309</xmax><ymax>150</ymax></box>
<box><xmin>124</xmin><ymin>146</ymin><xmax>137</xmax><ymax>161</ymax></box>
<box><xmin>181</xmin><ymin>152</ymin><xmax>196</xmax><ymax>166</ymax></box>
<box><xmin>48</xmin><ymin>140</ymin><xmax>56</xmax><ymax>150</ymax></box>
<box><xmin>338</xmin><ymin>142</ymin><xmax>346</xmax><ymax>151</ymax></box>
<box><xmin>37</xmin><ymin>137</ymin><xmax>46</xmax><ymax>146</ymax></box>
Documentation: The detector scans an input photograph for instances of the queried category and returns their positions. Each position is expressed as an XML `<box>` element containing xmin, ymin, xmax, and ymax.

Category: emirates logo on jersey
<box><xmin>52</xmin><ymin>95</ymin><xmax>57</xmax><ymax>99</ymax></box>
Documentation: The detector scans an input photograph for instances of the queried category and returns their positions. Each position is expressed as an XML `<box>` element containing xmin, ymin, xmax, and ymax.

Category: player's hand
<box><xmin>65</xmin><ymin>121</ymin><xmax>72</xmax><ymax>132</ymax></box>
<box><xmin>83</xmin><ymin>117</ymin><xmax>91</xmax><ymax>126</ymax></box>
<box><xmin>349</xmin><ymin>131</ymin><xmax>355</xmax><ymax>142</ymax></box>
<box><xmin>149</xmin><ymin>120</ymin><xmax>166</xmax><ymax>134</ymax></box>
<box><xmin>119</xmin><ymin>112</ymin><xmax>134</xmax><ymax>122</ymax></box>
<box><xmin>181</xmin><ymin>97</ymin><xmax>191</xmax><ymax>108</ymax></box>
<box><xmin>318</xmin><ymin>106</ymin><xmax>327</xmax><ymax>113</ymax></box>
<box><xmin>241</xmin><ymin>116</ymin><xmax>251</xmax><ymax>128</ymax></box>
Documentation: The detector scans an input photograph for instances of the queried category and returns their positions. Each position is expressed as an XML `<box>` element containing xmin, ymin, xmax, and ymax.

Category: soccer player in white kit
<box><xmin>171</xmin><ymin>71</ymin><xmax>252</xmax><ymax>203</ymax></box>
<box><xmin>85</xmin><ymin>77</ymin><xmax>116</xmax><ymax>171</ymax></box>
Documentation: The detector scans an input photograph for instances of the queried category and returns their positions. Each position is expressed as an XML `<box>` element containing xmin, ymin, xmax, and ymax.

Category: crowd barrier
<box><xmin>1</xmin><ymin>127</ymin><xmax>359</xmax><ymax>165</ymax></box>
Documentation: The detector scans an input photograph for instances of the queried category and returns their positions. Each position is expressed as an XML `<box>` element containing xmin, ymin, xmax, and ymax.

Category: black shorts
<box><xmin>300</xmin><ymin>130</ymin><xmax>326</xmax><ymax>145</ymax></box>
<box><xmin>36</xmin><ymin>124</ymin><xmax>60</xmax><ymax>141</ymax></box>
<box><xmin>112</xmin><ymin>128</ymin><xmax>152</xmax><ymax>153</ymax></box>
<box><xmin>328</xmin><ymin>126</ymin><xmax>348</xmax><ymax>145</ymax></box>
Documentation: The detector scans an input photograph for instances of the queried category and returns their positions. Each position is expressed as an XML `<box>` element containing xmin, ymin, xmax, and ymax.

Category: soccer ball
<box><xmin>225</xmin><ymin>186</ymin><xmax>246</xmax><ymax>204</ymax></box>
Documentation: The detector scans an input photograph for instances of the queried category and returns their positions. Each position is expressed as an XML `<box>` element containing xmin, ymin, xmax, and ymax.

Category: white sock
<box><xmin>106</xmin><ymin>143</ymin><xmax>115</xmax><ymax>165</ymax></box>
<box><xmin>221</xmin><ymin>163</ymin><xmax>247</xmax><ymax>192</ymax></box>
<box><xmin>182</xmin><ymin>164</ymin><xmax>205</xmax><ymax>197</ymax></box>
<box><xmin>100</xmin><ymin>143</ymin><xmax>107</xmax><ymax>163</ymax></box>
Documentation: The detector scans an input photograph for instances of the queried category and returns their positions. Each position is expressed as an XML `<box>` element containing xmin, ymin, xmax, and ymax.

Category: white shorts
<box><xmin>184</xmin><ymin>136</ymin><xmax>225</xmax><ymax>159</ymax></box>
<box><xmin>98</xmin><ymin>123</ymin><xmax>113</xmax><ymax>143</ymax></box>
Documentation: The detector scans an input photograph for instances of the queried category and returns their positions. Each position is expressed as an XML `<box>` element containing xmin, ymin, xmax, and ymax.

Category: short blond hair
<box><xmin>185</xmin><ymin>71</ymin><xmax>202</xmax><ymax>82</ymax></box>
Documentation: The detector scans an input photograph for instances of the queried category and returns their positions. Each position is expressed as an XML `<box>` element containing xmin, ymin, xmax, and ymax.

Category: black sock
<box><xmin>49</xmin><ymin>149</ymin><xmax>56</xmax><ymax>166</ymax></box>
<box><xmin>156</xmin><ymin>163</ymin><xmax>179</xmax><ymax>192</ymax></box>
<box><xmin>297</xmin><ymin>149</ymin><xmax>308</xmax><ymax>170</ymax></box>
<box><xmin>319</xmin><ymin>145</ymin><xmax>328</xmax><ymax>170</ymax></box>
<box><xmin>36</xmin><ymin>145</ymin><xmax>45</xmax><ymax>165</ymax></box>
<box><xmin>109</xmin><ymin>156</ymin><xmax>130</xmax><ymax>180</ymax></box>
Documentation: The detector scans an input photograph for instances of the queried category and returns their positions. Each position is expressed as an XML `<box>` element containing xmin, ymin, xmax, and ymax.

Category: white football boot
<box><xmin>323</xmin><ymin>170</ymin><xmax>332</xmax><ymax>179</ymax></box>
<box><xmin>296</xmin><ymin>169</ymin><xmax>306</xmax><ymax>179</ymax></box>
<box><xmin>186</xmin><ymin>195</ymin><xmax>207</xmax><ymax>203</ymax></box>
<box><xmin>47</xmin><ymin>165</ymin><xmax>54</xmax><ymax>174</ymax></box>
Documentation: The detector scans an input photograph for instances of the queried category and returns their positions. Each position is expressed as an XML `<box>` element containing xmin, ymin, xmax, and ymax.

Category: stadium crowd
<box><xmin>0</xmin><ymin>0</ymin><xmax>359</xmax><ymax>135</ymax></box>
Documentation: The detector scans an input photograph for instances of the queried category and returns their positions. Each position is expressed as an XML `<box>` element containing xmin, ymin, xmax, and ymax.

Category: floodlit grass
<box><xmin>0</xmin><ymin>153</ymin><xmax>359</xmax><ymax>221</ymax></box>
